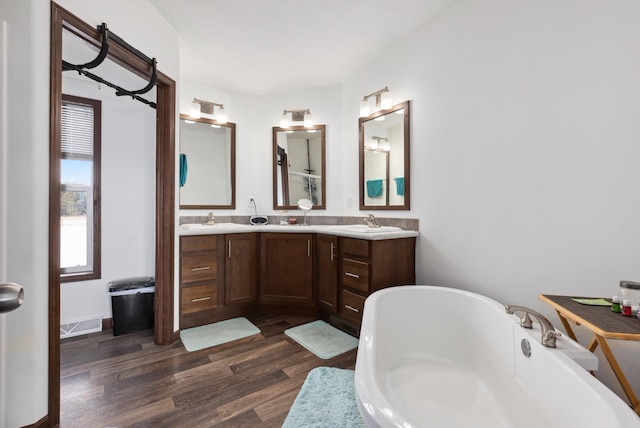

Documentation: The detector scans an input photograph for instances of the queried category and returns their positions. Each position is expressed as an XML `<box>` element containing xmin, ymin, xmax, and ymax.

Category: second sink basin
<box><xmin>327</xmin><ymin>225</ymin><xmax>402</xmax><ymax>233</ymax></box>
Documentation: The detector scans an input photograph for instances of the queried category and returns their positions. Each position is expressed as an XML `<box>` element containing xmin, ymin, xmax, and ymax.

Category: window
<box><xmin>60</xmin><ymin>94</ymin><xmax>101</xmax><ymax>281</ymax></box>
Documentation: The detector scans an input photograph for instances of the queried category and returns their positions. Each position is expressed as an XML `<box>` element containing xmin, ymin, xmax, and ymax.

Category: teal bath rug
<box><xmin>180</xmin><ymin>317</ymin><xmax>260</xmax><ymax>352</ymax></box>
<box><xmin>284</xmin><ymin>320</ymin><xmax>358</xmax><ymax>359</ymax></box>
<box><xmin>282</xmin><ymin>367</ymin><xmax>366</xmax><ymax>428</ymax></box>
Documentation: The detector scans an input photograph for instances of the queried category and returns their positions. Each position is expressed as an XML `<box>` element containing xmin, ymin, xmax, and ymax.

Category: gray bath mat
<box><xmin>180</xmin><ymin>317</ymin><xmax>260</xmax><ymax>352</ymax></box>
<box><xmin>284</xmin><ymin>320</ymin><xmax>358</xmax><ymax>359</ymax></box>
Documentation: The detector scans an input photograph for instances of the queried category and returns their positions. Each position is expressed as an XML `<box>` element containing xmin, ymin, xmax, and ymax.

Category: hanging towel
<box><xmin>179</xmin><ymin>153</ymin><xmax>188</xmax><ymax>187</ymax></box>
<box><xmin>395</xmin><ymin>177</ymin><xmax>404</xmax><ymax>196</ymax></box>
<box><xmin>366</xmin><ymin>179</ymin><xmax>383</xmax><ymax>198</ymax></box>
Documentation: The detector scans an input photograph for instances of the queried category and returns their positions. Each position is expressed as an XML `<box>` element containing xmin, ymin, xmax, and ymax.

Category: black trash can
<box><xmin>108</xmin><ymin>276</ymin><xmax>155</xmax><ymax>336</ymax></box>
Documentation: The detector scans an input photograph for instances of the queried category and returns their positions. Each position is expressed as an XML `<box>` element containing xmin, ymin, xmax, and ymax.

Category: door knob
<box><xmin>0</xmin><ymin>283</ymin><xmax>24</xmax><ymax>313</ymax></box>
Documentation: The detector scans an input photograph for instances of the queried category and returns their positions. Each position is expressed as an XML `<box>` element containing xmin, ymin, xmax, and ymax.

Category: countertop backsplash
<box><xmin>179</xmin><ymin>215</ymin><xmax>419</xmax><ymax>231</ymax></box>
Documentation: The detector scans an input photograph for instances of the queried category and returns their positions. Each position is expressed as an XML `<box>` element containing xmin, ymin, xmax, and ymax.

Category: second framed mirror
<box><xmin>273</xmin><ymin>125</ymin><xmax>326</xmax><ymax>210</ymax></box>
<box><xmin>359</xmin><ymin>101</ymin><xmax>410</xmax><ymax>210</ymax></box>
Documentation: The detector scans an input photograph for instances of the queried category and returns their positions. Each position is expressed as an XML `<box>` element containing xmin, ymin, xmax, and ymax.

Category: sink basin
<box><xmin>179</xmin><ymin>223</ymin><xmax>244</xmax><ymax>230</ymax></box>
<box><xmin>328</xmin><ymin>225</ymin><xmax>402</xmax><ymax>233</ymax></box>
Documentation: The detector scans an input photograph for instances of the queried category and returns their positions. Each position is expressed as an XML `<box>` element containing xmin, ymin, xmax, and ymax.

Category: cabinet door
<box><xmin>260</xmin><ymin>233</ymin><xmax>313</xmax><ymax>305</ymax></box>
<box><xmin>316</xmin><ymin>234</ymin><xmax>338</xmax><ymax>312</ymax></box>
<box><xmin>226</xmin><ymin>233</ymin><xmax>258</xmax><ymax>305</ymax></box>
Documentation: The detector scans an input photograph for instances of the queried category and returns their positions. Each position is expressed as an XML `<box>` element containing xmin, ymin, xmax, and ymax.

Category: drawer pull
<box><xmin>345</xmin><ymin>305</ymin><xmax>360</xmax><ymax>313</ymax></box>
<box><xmin>191</xmin><ymin>266</ymin><xmax>211</xmax><ymax>272</ymax></box>
<box><xmin>330</xmin><ymin>243</ymin><xmax>335</xmax><ymax>261</ymax></box>
<box><xmin>345</xmin><ymin>272</ymin><xmax>360</xmax><ymax>279</ymax></box>
<box><xmin>191</xmin><ymin>296</ymin><xmax>211</xmax><ymax>302</ymax></box>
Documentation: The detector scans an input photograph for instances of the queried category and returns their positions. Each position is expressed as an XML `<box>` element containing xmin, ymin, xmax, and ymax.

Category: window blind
<box><xmin>61</xmin><ymin>101</ymin><xmax>94</xmax><ymax>160</ymax></box>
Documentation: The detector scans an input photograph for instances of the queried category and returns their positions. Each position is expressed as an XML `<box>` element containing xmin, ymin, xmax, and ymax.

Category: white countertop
<box><xmin>178</xmin><ymin>223</ymin><xmax>419</xmax><ymax>240</ymax></box>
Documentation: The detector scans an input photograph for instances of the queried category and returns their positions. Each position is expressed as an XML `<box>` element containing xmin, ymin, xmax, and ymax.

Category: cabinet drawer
<box><xmin>342</xmin><ymin>289</ymin><xmax>365</xmax><ymax>324</ymax></box>
<box><xmin>181</xmin><ymin>235</ymin><xmax>217</xmax><ymax>252</ymax></box>
<box><xmin>341</xmin><ymin>238</ymin><xmax>369</xmax><ymax>258</ymax></box>
<box><xmin>181</xmin><ymin>254</ymin><xmax>217</xmax><ymax>282</ymax></box>
<box><xmin>181</xmin><ymin>283</ymin><xmax>217</xmax><ymax>314</ymax></box>
<box><xmin>342</xmin><ymin>258</ymin><xmax>369</xmax><ymax>293</ymax></box>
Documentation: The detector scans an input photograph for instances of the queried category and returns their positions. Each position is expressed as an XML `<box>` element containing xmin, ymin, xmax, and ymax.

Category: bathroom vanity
<box><xmin>178</xmin><ymin>224</ymin><xmax>417</xmax><ymax>334</ymax></box>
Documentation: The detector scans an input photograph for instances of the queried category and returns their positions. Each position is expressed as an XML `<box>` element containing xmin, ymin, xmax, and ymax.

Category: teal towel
<box><xmin>179</xmin><ymin>153</ymin><xmax>188</xmax><ymax>187</ymax></box>
<box><xmin>395</xmin><ymin>177</ymin><xmax>404</xmax><ymax>196</ymax></box>
<box><xmin>366</xmin><ymin>179</ymin><xmax>383</xmax><ymax>197</ymax></box>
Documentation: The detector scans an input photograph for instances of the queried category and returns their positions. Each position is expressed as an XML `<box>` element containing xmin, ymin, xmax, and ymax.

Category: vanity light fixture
<box><xmin>190</xmin><ymin>97</ymin><xmax>228</xmax><ymax>124</ymax></box>
<box><xmin>359</xmin><ymin>86</ymin><xmax>392</xmax><ymax>117</ymax></box>
<box><xmin>366</xmin><ymin>136</ymin><xmax>389</xmax><ymax>151</ymax></box>
<box><xmin>280</xmin><ymin>109</ymin><xmax>313</xmax><ymax>128</ymax></box>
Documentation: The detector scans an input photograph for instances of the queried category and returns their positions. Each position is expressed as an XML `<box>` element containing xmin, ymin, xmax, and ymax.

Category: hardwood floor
<box><xmin>60</xmin><ymin>314</ymin><xmax>358</xmax><ymax>428</ymax></box>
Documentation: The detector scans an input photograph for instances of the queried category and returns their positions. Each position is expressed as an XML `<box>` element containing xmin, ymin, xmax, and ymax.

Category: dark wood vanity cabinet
<box><xmin>179</xmin><ymin>235</ymin><xmax>225</xmax><ymax>328</ymax></box>
<box><xmin>260</xmin><ymin>233</ymin><xmax>314</xmax><ymax>305</ymax></box>
<box><xmin>179</xmin><ymin>231</ymin><xmax>415</xmax><ymax>333</ymax></box>
<box><xmin>316</xmin><ymin>234</ymin><xmax>339</xmax><ymax>313</ymax></box>
<box><xmin>225</xmin><ymin>233</ymin><xmax>258</xmax><ymax>306</ymax></box>
<box><xmin>337</xmin><ymin>237</ymin><xmax>416</xmax><ymax>331</ymax></box>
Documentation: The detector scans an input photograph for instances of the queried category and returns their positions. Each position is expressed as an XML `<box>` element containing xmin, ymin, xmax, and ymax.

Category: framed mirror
<box><xmin>179</xmin><ymin>113</ymin><xmax>236</xmax><ymax>209</ymax></box>
<box><xmin>273</xmin><ymin>125</ymin><xmax>326</xmax><ymax>210</ymax></box>
<box><xmin>359</xmin><ymin>101</ymin><xmax>410</xmax><ymax>210</ymax></box>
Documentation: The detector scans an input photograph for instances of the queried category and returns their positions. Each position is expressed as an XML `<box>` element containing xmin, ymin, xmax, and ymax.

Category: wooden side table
<box><xmin>539</xmin><ymin>294</ymin><xmax>640</xmax><ymax>415</ymax></box>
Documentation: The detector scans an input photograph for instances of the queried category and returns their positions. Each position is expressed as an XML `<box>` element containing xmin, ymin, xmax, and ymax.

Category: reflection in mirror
<box><xmin>273</xmin><ymin>125</ymin><xmax>326</xmax><ymax>210</ymax></box>
<box><xmin>359</xmin><ymin>101</ymin><xmax>410</xmax><ymax>210</ymax></box>
<box><xmin>179</xmin><ymin>114</ymin><xmax>236</xmax><ymax>208</ymax></box>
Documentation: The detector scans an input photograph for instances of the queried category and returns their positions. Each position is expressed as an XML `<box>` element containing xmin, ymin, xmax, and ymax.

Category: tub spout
<box><xmin>505</xmin><ymin>305</ymin><xmax>561</xmax><ymax>348</ymax></box>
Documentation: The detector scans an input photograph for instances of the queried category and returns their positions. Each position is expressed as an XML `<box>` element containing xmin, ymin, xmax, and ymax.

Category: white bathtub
<box><xmin>355</xmin><ymin>286</ymin><xmax>640</xmax><ymax>428</ymax></box>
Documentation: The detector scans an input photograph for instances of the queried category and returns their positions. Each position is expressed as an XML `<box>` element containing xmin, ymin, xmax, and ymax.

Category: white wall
<box><xmin>343</xmin><ymin>0</ymin><xmax>640</xmax><ymax>401</ymax></box>
<box><xmin>60</xmin><ymin>75</ymin><xmax>156</xmax><ymax>324</ymax></box>
<box><xmin>0</xmin><ymin>0</ymin><xmax>179</xmax><ymax>425</ymax></box>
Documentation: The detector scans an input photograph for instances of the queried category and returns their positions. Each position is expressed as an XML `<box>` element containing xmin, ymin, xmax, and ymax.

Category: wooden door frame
<box><xmin>49</xmin><ymin>3</ymin><xmax>175</xmax><ymax>426</ymax></box>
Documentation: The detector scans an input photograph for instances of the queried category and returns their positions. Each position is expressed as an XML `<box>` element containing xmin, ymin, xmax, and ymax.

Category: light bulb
<box><xmin>280</xmin><ymin>113</ymin><xmax>290</xmax><ymax>128</ymax></box>
<box><xmin>304</xmin><ymin>111</ymin><xmax>313</xmax><ymax>128</ymax></box>
<box><xmin>360</xmin><ymin>99</ymin><xmax>370</xmax><ymax>117</ymax></box>
<box><xmin>216</xmin><ymin>107</ymin><xmax>227</xmax><ymax>124</ymax></box>
<box><xmin>381</xmin><ymin>91</ymin><xmax>392</xmax><ymax>110</ymax></box>
<box><xmin>189</xmin><ymin>101</ymin><xmax>201</xmax><ymax>119</ymax></box>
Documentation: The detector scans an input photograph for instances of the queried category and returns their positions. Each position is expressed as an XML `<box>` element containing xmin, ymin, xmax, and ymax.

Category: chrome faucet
<box><xmin>505</xmin><ymin>305</ymin><xmax>561</xmax><ymax>348</ymax></box>
<box><xmin>364</xmin><ymin>213</ymin><xmax>380</xmax><ymax>228</ymax></box>
<box><xmin>205</xmin><ymin>212</ymin><xmax>216</xmax><ymax>225</ymax></box>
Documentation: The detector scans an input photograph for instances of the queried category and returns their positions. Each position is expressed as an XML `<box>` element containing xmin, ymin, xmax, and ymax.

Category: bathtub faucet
<box><xmin>505</xmin><ymin>305</ymin><xmax>561</xmax><ymax>348</ymax></box>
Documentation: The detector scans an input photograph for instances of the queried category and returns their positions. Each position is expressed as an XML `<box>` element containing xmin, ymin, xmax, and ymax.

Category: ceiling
<box><xmin>148</xmin><ymin>0</ymin><xmax>455</xmax><ymax>95</ymax></box>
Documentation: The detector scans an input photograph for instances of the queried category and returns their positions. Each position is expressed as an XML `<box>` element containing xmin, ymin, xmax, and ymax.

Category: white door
<box><xmin>0</xmin><ymin>3</ymin><xmax>51</xmax><ymax>426</ymax></box>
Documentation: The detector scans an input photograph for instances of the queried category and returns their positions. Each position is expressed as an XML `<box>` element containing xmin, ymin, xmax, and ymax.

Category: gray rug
<box><xmin>282</xmin><ymin>367</ymin><xmax>366</xmax><ymax>428</ymax></box>
<box><xmin>180</xmin><ymin>317</ymin><xmax>260</xmax><ymax>352</ymax></box>
<box><xmin>284</xmin><ymin>320</ymin><xmax>359</xmax><ymax>359</ymax></box>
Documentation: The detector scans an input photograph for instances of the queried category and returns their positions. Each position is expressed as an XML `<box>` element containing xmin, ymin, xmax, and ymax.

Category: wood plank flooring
<box><xmin>60</xmin><ymin>314</ymin><xmax>358</xmax><ymax>428</ymax></box>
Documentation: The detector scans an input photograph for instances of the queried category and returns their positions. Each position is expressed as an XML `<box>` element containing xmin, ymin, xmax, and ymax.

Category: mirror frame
<box><xmin>359</xmin><ymin>100</ymin><xmax>410</xmax><ymax>210</ymax></box>
<box><xmin>179</xmin><ymin>113</ymin><xmax>236</xmax><ymax>209</ymax></box>
<box><xmin>272</xmin><ymin>124</ymin><xmax>326</xmax><ymax>210</ymax></box>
